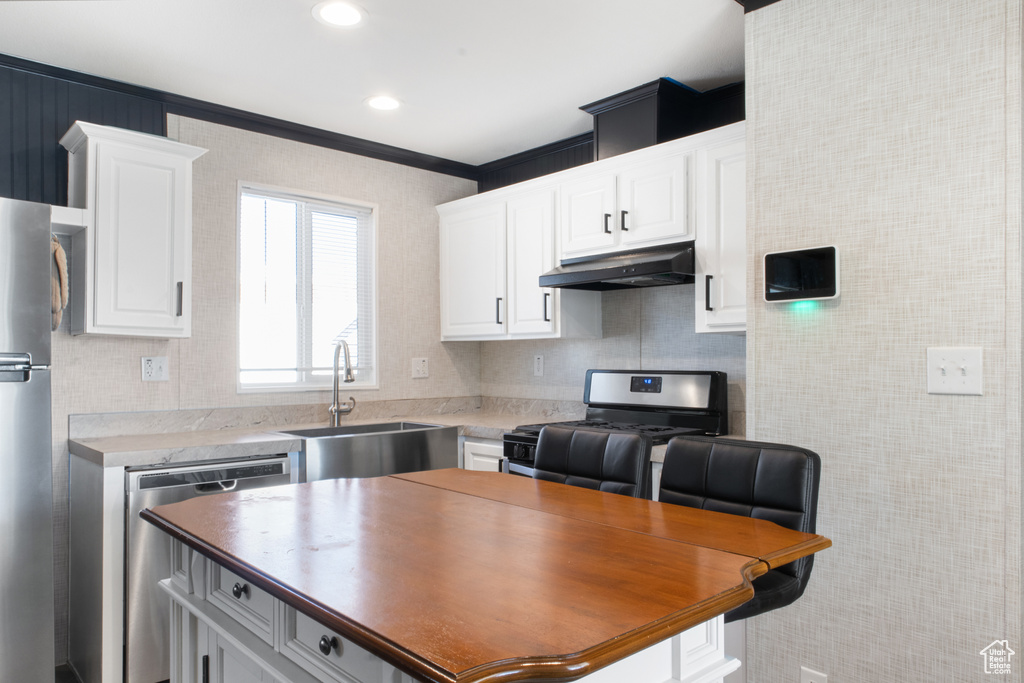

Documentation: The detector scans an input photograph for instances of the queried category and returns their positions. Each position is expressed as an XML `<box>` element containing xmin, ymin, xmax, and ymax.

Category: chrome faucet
<box><xmin>329</xmin><ymin>340</ymin><xmax>356</xmax><ymax>427</ymax></box>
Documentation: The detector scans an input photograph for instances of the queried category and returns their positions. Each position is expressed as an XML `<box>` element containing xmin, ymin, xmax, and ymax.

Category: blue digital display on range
<box><xmin>630</xmin><ymin>376</ymin><xmax>662</xmax><ymax>393</ymax></box>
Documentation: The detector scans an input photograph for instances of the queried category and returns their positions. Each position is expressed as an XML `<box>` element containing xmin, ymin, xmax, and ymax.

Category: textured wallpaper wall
<box><xmin>745</xmin><ymin>0</ymin><xmax>1021</xmax><ymax>680</ymax></box>
<box><xmin>49</xmin><ymin>117</ymin><xmax>478</xmax><ymax>662</ymax></box>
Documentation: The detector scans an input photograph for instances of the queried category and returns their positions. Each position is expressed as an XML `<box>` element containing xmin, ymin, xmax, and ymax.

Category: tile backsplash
<box><xmin>481</xmin><ymin>287</ymin><xmax>747</xmax><ymax>435</ymax></box>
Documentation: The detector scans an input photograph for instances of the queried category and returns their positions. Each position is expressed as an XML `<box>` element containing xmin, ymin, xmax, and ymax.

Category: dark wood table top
<box><xmin>142</xmin><ymin>469</ymin><xmax>830</xmax><ymax>683</ymax></box>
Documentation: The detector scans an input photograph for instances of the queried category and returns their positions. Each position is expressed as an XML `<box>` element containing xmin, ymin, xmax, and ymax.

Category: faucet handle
<box><xmin>331</xmin><ymin>396</ymin><xmax>356</xmax><ymax>416</ymax></box>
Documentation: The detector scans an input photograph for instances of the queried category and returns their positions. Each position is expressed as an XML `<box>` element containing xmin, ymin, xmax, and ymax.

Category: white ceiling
<box><xmin>0</xmin><ymin>0</ymin><xmax>745</xmax><ymax>166</ymax></box>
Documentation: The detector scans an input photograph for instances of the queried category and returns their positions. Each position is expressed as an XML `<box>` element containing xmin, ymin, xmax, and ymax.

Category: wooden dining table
<box><xmin>142</xmin><ymin>468</ymin><xmax>831</xmax><ymax>683</ymax></box>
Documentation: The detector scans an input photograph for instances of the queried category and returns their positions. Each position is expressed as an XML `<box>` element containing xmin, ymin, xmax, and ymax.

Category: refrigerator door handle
<box><xmin>0</xmin><ymin>354</ymin><xmax>33</xmax><ymax>382</ymax></box>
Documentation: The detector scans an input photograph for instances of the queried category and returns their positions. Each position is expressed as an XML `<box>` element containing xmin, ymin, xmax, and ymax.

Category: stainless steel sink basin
<box><xmin>281</xmin><ymin>421</ymin><xmax>438</xmax><ymax>439</ymax></box>
<box><xmin>281</xmin><ymin>422</ymin><xmax>458</xmax><ymax>482</ymax></box>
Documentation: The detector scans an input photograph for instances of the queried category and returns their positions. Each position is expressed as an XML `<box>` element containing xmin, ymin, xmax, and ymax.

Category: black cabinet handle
<box><xmin>202</xmin><ymin>654</ymin><xmax>209</xmax><ymax>683</ymax></box>
<box><xmin>543</xmin><ymin>292</ymin><xmax>550</xmax><ymax>322</ymax></box>
<box><xmin>603</xmin><ymin>213</ymin><xmax>612</xmax><ymax>234</ymax></box>
<box><xmin>705</xmin><ymin>275</ymin><xmax>714</xmax><ymax>312</ymax></box>
<box><xmin>318</xmin><ymin>635</ymin><xmax>339</xmax><ymax>656</ymax></box>
<box><xmin>620</xmin><ymin>210</ymin><xmax>628</xmax><ymax>231</ymax></box>
<box><xmin>496</xmin><ymin>297</ymin><xmax>503</xmax><ymax>324</ymax></box>
<box><xmin>231</xmin><ymin>582</ymin><xmax>250</xmax><ymax>599</ymax></box>
<box><xmin>175</xmin><ymin>281</ymin><xmax>183</xmax><ymax>317</ymax></box>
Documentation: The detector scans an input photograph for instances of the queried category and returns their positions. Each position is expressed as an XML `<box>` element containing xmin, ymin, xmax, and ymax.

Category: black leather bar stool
<box><xmin>659</xmin><ymin>435</ymin><xmax>822</xmax><ymax>621</ymax></box>
<box><xmin>532</xmin><ymin>425</ymin><xmax>653</xmax><ymax>499</ymax></box>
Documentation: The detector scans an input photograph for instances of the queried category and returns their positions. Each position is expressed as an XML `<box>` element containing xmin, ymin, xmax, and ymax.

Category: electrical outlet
<box><xmin>927</xmin><ymin>347</ymin><xmax>983</xmax><ymax>395</ymax></box>
<box><xmin>412</xmin><ymin>357</ymin><xmax>429</xmax><ymax>379</ymax></box>
<box><xmin>799</xmin><ymin>666</ymin><xmax>827</xmax><ymax>683</ymax></box>
<box><xmin>141</xmin><ymin>356</ymin><xmax>169</xmax><ymax>382</ymax></box>
<box><xmin>533</xmin><ymin>355</ymin><xmax>544</xmax><ymax>377</ymax></box>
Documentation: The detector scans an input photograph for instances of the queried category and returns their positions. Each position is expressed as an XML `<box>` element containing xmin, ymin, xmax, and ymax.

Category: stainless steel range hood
<box><xmin>539</xmin><ymin>242</ymin><xmax>695</xmax><ymax>291</ymax></box>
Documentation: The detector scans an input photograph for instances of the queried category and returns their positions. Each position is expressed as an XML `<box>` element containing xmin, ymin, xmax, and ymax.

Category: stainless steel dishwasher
<box><xmin>125</xmin><ymin>456</ymin><xmax>292</xmax><ymax>683</ymax></box>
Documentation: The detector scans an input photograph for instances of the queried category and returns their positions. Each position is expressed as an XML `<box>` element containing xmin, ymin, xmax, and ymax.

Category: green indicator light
<box><xmin>789</xmin><ymin>300</ymin><xmax>819</xmax><ymax>313</ymax></box>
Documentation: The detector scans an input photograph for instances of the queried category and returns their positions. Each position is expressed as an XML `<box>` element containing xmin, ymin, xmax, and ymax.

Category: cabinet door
<box><xmin>439</xmin><ymin>204</ymin><xmax>506</xmax><ymax>339</ymax></box>
<box><xmin>695</xmin><ymin>138</ymin><xmax>746</xmax><ymax>333</ymax></box>
<box><xmin>463</xmin><ymin>438</ymin><xmax>503</xmax><ymax>472</ymax></box>
<box><xmin>559</xmin><ymin>173</ymin><xmax>616</xmax><ymax>258</ymax></box>
<box><xmin>208</xmin><ymin>630</ymin><xmax>284</xmax><ymax>683</ymax></box>
<box><xmin>93</xmin><ymin>140</ymin><xmax>191</xmax><ymax>336</ymax></box>
<box><xmin>507</xmin><ymin>189</ymin><xmax>557</xmax><ymax>336</ymax></box>
<box><xmin>617</xmin><ymin>153</ymin><xmax>692</xmax><ymax>249</ymax></box>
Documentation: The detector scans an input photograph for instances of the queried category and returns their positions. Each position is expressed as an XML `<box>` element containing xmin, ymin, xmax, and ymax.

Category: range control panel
<box><xmin>630</xmin><ymin>376</ymin><xmax>663</xmax><ymax>393</ymax></box>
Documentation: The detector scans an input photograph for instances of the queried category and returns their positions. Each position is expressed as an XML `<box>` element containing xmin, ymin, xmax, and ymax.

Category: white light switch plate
<box><xmin>533</xmin><ymin>355</ymin><xmax>544</xmax><ymax>377</ymax></box>
<box><xmin>927</xmin><ymin>347</ymin><xmax>982</xmax><ymax>395</ymax></box>
<box><xmin>800</xmin><ymin>666</ymin><xmax>827</xmax><ymax>683</ymax></box>
<box><xmin>411</xmin><ymin>357</ymin><xmax>428</xmax><ymax>379</ymax></box>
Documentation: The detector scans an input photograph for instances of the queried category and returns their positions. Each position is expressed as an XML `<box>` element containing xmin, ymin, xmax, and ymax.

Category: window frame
<box><xmin>235</xmin><ymin>181</ymin><xmax>379</xmax><ymax>394</ymax></box>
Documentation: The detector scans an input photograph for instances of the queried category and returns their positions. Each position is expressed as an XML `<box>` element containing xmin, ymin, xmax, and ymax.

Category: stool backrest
<box><xmin>533</xmin><ymin>426</ymin><xmax>652</xmax><ymax>499</ymax></box>
<box><xmin>660</xmin><ymin>435</ymin><xmax>820</xmax><ymax>596</ymax></box>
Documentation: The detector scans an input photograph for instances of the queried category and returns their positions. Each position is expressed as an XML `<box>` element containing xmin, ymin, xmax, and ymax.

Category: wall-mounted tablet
<box><xmin>764</xmin><ymin>246</ymin><xmax>839</xmax><ymax>302</ymax></box>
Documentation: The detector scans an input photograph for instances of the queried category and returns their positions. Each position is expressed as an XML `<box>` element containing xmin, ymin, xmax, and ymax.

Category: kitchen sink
<box><xmin>280</xmin><ymin>422</ymin><xmax>458</xmax><ymax>482</ymax></box>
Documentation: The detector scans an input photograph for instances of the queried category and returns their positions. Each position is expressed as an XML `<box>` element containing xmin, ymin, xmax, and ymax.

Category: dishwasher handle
<box><xmin>130</xmin><ymin>458</ymin><xmax>289</xmax><ymax>493</ymax></box>
<box><xmin>194</xmin><ymin>480</ymin><xmax>238</xmax><ymax>494</ymax></box>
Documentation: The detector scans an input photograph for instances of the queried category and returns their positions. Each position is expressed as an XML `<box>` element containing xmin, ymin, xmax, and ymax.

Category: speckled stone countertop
<box><xmin>67</xmin><ymin>412</ymin><xmax>556</xmax><ymax>469</ymax></box>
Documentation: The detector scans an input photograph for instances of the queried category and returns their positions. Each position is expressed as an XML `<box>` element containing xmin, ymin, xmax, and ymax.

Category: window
<box><xmin>237</xmin><ymin>184</ymin><xmax>376</xmax><ymax>391</ymax></box>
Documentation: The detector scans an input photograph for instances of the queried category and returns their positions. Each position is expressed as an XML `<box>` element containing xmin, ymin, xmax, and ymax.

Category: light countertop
<box><xmin>67</xmin><ymin>412</ymin><xmax>545</xmax><ymax>469</ymax></box>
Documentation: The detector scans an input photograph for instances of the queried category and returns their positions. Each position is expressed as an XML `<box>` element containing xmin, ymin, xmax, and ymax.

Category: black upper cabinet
<box><xmin>582</xmin><ymin>79</ymin><xmax>745</xmax><ymax>162</ymax></box>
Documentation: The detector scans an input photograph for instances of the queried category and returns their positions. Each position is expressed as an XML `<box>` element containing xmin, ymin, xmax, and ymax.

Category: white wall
<box><xmin>50</xmin><ymin>116</ymin><xmax>478</xmax><ymax>662</ymax></box>
<box><xmin>745</xmin><ymin>0</ymin><xmax>1021</xmax><ymax>679</ymax></box>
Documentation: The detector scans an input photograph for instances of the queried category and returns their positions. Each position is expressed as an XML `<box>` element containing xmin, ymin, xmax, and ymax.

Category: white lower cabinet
<box><xmin>162</xmin><ymin>543</ymin><xmax>736</xmax><ymax>683</ymax></box>
<box><xmin>162</xmin><ymin>550</ymin><xmax>415</xmax><ymax>683</ymax></box>
<box><xmin>207</xmin><ymin>628</ymin><xmax>285</xmax><ymax>683</ymax></box>
<box><xmin>208</xmin><ymin>565</ymin><xmax>276</xmax><ymax>646</ymax></box>
<box><xmin>461</xmin><ymin>437</ymin><xmax>503</xmax><ymax>472</ymax></box>
<box><xmin>280</xmin><ymin>607</ymin><xmax>386</xmax><ymax>683</ymax></box>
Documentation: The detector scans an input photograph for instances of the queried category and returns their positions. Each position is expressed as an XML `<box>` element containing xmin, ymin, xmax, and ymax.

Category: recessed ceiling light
<box><xmin>367</xmin><ymin>96</ymin><xmax>400</xmax><ymax>111</ymax></box>
<box><xmin>312</xmin><ymin>1</ymin><xmax>364</xmax><ymax>27</ymax></box>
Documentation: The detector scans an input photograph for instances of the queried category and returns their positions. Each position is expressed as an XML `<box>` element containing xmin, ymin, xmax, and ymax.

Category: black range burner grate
<box><xmin>513</xmin><ymin>420</ymin><xmax>703</xmax><ymax>445</ymax></box>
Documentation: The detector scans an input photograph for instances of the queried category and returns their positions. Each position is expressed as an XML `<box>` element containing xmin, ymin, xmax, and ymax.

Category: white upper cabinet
<box><xmin>439</xmin><ymin>203</ymin><xmax>506</xmax><ymax>339</ymax></box>
<box><xmin>617</xmin><ymin>153</ymin><xmax>691</xmax><ymax>249</ymax></box>
<box><xmin>559</xmin><ymin>174</ymin><xmax>617</xmax><ymax>256</ymax></box>
<box><xmin>506</xmin><ymin>190</ymin><xmax>557</xmax><ymax>336</ymax></box>
<box><xmin>695</xmin><ymin>125</ymin><xmax>746</xmax><ymax>333</ymax></box>
<box><xmin>60</xmin><ymin>121</ymin><xmax>206</xmax><ymax>338</ymax></box>
<box><xmin>438</xmin><ymin>122</ymin><xmax>746</xmax><ymax>340</ymax></box>
<box><xmin>438</xmin><ymin>184</ymin><xmax>601</xmax><ymax>342</ymax></box>
<box><xmin>559</xmin><ymin>146</ymin><xmax>692</xmax><ymax>260</ymax></box>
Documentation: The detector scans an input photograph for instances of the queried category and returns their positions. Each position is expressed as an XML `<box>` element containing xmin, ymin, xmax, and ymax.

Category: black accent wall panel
<box><xmin>739</xmin><ymin>0</ymin><xmax>783</xmax><ymax>12</ymax></box>
<box><xmin>477</xmin><ymin>134</ymin><xmax>594</xmax><ymax>193</ymax></box>
<box><xmin>0</xmin><ymin>63</ymin><xmax>165</xmax><ymax>206</ymax></box>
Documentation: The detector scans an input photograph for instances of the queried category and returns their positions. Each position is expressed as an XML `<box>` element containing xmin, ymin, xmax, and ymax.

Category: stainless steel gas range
<box><xmin>502</xmin><ymin>369</ymin><xmax>728</xmax><ymax>477</ymax></box>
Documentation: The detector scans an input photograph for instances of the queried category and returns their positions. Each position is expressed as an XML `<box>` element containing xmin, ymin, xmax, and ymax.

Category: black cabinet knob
<box><xmin>318</xmin><ymin>635</ymin><xmax>338</xmax><ymax>656</ymax></box>
<box><xmin>231</xmin><ymin>582</ymin><xmax>250</xmax><ymax>600</ymax></box>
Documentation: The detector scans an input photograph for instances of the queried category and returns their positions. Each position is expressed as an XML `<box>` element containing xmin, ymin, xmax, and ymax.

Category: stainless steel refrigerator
<box><xmin>0</xmin><ymin>197</ymin><xmax>55</xmax><ymax>682</ymax></box>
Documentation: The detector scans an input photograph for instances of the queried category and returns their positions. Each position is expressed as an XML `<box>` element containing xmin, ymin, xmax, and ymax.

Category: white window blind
<box><xmin>238</xmin><ymin>185</ymin><xmax>376</xmax><ymax>391</ymax></box>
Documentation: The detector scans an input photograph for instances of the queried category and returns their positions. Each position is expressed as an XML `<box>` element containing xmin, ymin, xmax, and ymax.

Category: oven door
<box><xmin>502</xmin><ymin>432</ymin><xmax>537</xmax><ymax>478</ymax></box>
<box><xmin>501</xmin><ymin>458</ymin><xmax>536</xmax><ymax>478</ymax></box>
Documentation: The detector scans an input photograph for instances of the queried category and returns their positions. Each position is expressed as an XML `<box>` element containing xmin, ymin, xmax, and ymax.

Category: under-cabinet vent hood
<box><xmin>539</xmin><ymin>242</ymin><xmax>695</xmax><ymax>291</ymax></box>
